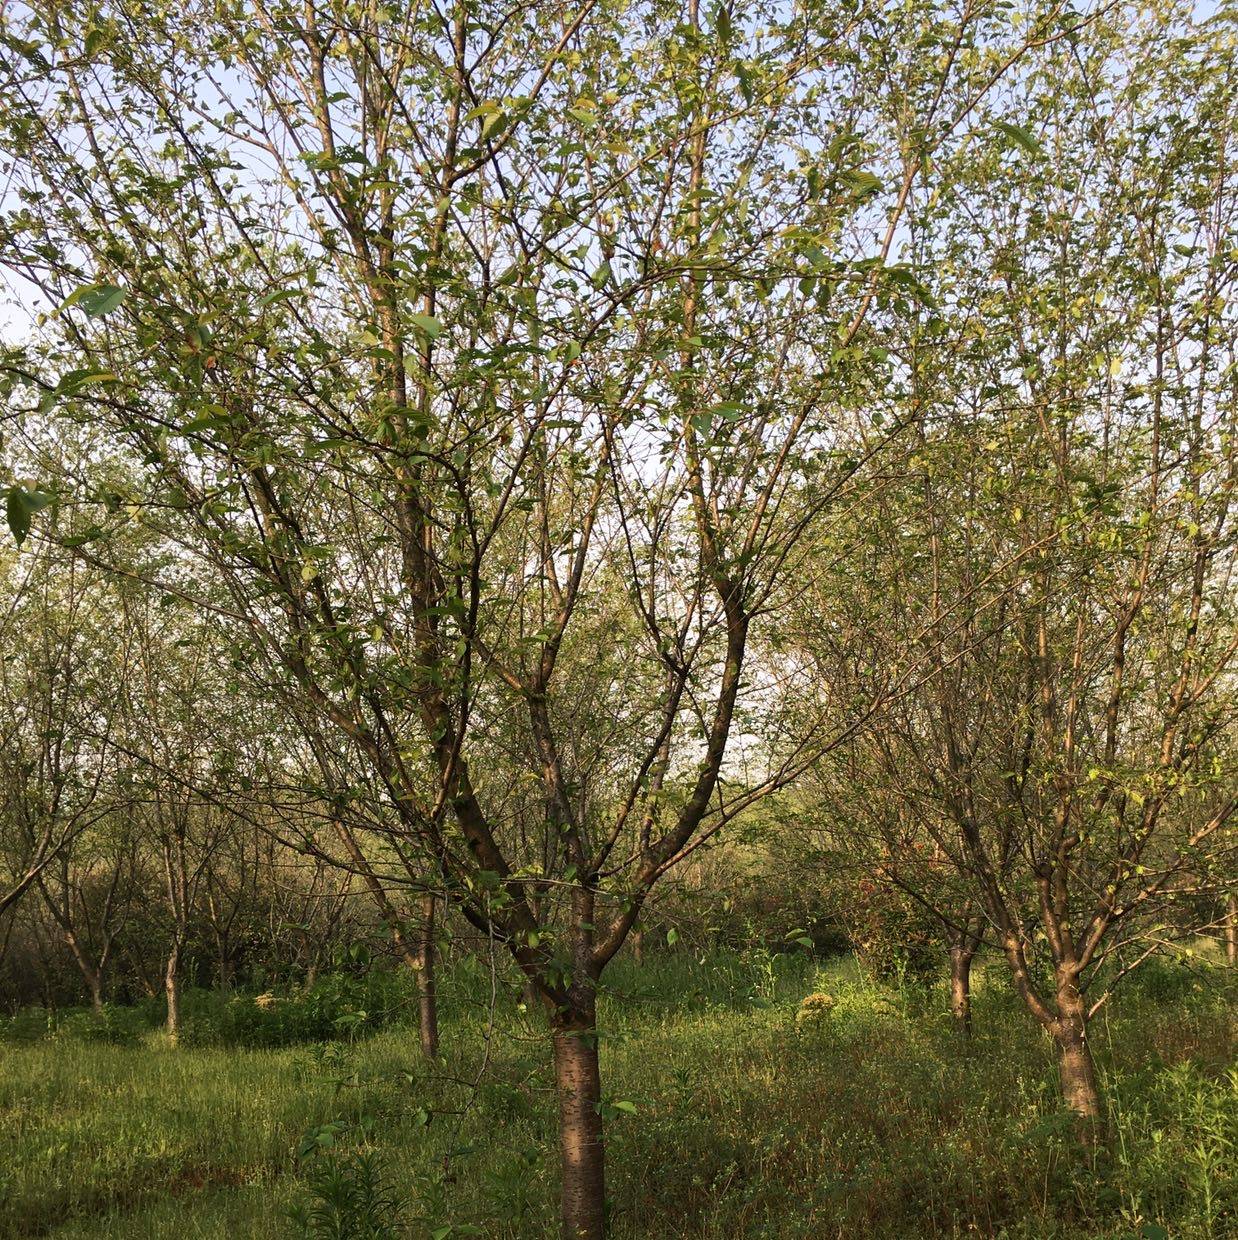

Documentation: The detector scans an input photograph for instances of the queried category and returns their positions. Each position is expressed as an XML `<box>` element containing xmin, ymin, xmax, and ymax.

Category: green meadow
<box><xmin>2</xmin><ymin>951</ymin><xmax>1233</xmax><ymax>1239</ymax></box>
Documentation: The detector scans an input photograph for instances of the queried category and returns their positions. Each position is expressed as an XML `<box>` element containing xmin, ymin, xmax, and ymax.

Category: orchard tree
<box><xmin>0</xmin><ymin>538</ymin><xmax>133</xmax><ymax>919</ymax></box>
<box><xmin>796</xmin><ymin>0</ymin><xmax>1237</xmax><ymax>1140</ymax></box>
<box><xmin>2</xmin><ymin>0</ymin><xmax>1092</xmax><ymax>1231</ymax></box>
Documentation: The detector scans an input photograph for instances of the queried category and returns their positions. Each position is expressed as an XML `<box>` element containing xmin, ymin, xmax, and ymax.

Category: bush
<box><xmin>176</xmin><ymin>969</ymin><xmax>417</xmax><ymax>1048</ymax></box>
<box><xmin>45</xmin><ymin>1004</ymin><xmax>151</xmax><ymax>1046</ymax></box>
<box><xmin>1123</xmin><ymin>954</ymin><xmax>1210</xmax><ymax>1006</ymax></box>
<box><xmin>844</xmin><ymin>871</ymin><xmax>942</xmax><ymax>985</ymax></box>
<box><xmin>1</xmin><ymin>1005</ymin><xmax>57</xmax><ymax>1043</ymax></box>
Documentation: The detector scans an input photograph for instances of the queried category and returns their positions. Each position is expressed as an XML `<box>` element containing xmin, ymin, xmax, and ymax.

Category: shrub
<box><xmin>794</xmin><ymin>992</ymin><xmax>836</xmax><ymax>1026</ymax></box>
<box><xmin>289</xmin><ymin>1149</ymin><xmax>407</xmax><ymax>1239</ymax></box>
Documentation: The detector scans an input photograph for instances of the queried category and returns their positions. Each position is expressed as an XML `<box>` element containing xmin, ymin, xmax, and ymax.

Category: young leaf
<box><xmin>5</xmin><ymin>486</ymin><xmax>53</xmax><ymax>545</ymax></box>
<box><xmin>993</xmin><ymin>120</ymin><xmax>1042</xmax><ymax>156</ymax></box>
<box><xmin>409</xmin><ymin>314</ymin><xmax>441</xmax><ymax>340</ymax></box>
<box><xmin>61</xmin><ymin>282</ymin><xmax>127</xmax><ymax>317</ymax></box>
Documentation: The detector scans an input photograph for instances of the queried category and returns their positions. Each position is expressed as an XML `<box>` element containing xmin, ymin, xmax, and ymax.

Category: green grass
<box><xmin>1</xmin><ymin>950</ymin><xmax>1233</xmax><ymax>1238</ymax></box>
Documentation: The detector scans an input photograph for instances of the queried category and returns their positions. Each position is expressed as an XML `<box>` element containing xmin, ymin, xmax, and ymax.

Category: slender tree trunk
<box><xmin>1053</xmin><ymin>980</ymin><xmax>1102</xmax><ymax>1142</ymax></box>
<box><xmin>630</xmin><ymin>926</ymin><xmax>643</xmax><ymax>966</ymax></box>
<box><xmin>1226</xmin><ymin>892</ymin><xmax>1237</xmax><ymax>967</ymax></box>
<box><xmin>948</xmin><ymin>936</ymin><xmax>976</xmax><ymax>1035</ymax></box>
<box><xmin>553</xmin><ymin>1000</ymin><xmax>605</xmax><ymax>1240</ymax></box>
<box><xmin>417</xmin><ymin>891</ymin><xmax>439</xmax><ymax>1059</ymax></box>
<box><xmin>329</xmin><ymin>820</ymin><xmax>438</xmax><ymax>1055</ymax></box>
<box><xmin>165</xmin><ymin>944</ymin><xmax>181</xmax><ymax>1044</ymax></box>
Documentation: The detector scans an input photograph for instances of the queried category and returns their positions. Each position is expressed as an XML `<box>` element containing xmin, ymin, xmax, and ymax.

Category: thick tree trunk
<box><xmin>1053</xmin><ymin>982</ymin><xmax>1102</xmax><ymax>1142</ymax></box>
<box><xmin>948</xmin><ymin>938</ymin><xmax>975</xmax><ymax>1035</ymax></box>
<box><xmin>1226</xmin><ymin>892</ymin><xmax>1237</xmax><ymax>967</ymax></box>
<box><xmin>553</xmin><ymin>1008</ymin><xmax>605</xmax><ymax>1240</ymax></box>
<box><xmin>165</xmin><ymin>946</ymin><xmax>181</xmax><ymax>1044</ymax></box>
<box><xmin>417</xmin><ymin>891</ymin><xmax>439</xmax><ymax>1059</ymax></box>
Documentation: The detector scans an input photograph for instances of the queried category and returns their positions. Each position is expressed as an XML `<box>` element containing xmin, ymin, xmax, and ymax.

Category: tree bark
<box><xmin>1053</xmin><ymin>981</ymin><xmax>1102</xmax><ymax>1142</ymax></box>
<box><xmin>948</xmin><ymin>937</ymin><xmax>976</xmax><ymax>1035</ymax></box>
<box><xmin>64</xmin><ymin>929</ymin><xmax>105</xmax><ymax>1013</ymax></box>
<box><xmin>1226</xmin><ymin>892</ymin><xmax>1237</xmax><ymax>966</ymax></box>
<box><xmin>165</xmin><ymin>944</ymin><xmax>181</xmax><ymax>1044</ymax></box>
<box><xmin>553</xmin><ymin>1008</ymin><xmax>605</xmax><ymax>1240</ymax></box>
<box><xmin>630</xmin><ymin>926</ymin><xmax>643</xmax><ymax>967</ymax></box>
<box><xmin>417</xmin><ymin>891</ymin><xmax>439</xmax><ymax>1059</ymax></box>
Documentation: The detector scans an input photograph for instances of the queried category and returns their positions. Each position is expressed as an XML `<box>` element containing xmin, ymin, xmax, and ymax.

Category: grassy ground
<box><xmin>0</xmin><ymin>949</ymin><xmax>1233</xmax><ymax>1238</ymax></box>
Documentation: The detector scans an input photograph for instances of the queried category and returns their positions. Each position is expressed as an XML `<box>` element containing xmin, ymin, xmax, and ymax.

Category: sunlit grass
<box><xmin>1</xmin><ymin>949</ymin><xmax>1233</xmax><ymax>1238</ymax></box>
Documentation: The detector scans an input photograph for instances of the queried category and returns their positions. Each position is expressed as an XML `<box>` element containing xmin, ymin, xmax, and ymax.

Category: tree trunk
<box><xmin>417</xmin><ymin>891</ymin><xmax>439</xmax><ymax>1059</ymax></box>
<box><xmin>553</xmin><ymin>1007</ymin><xmax>605</xmax><ymax>1240</ymax></box>
<box><xmin>948</xmin><ymin>938</ymin><xmax>975</xmax><ymax>1035</ymax></box>
<box><xmin>1053</xmin><ymin>981</ymin><xmax>1102</xmax><ymax>1142</ymax></box>
<box><xmin>1226</xmin><ymin>892</ymin><xmax>1237</xmax><ymax>967</ymax></box>
<box><xmin>630</xmin><ymin>926</ymin><xmax>643</xmax><ymax>966</ymax></box>
<box><xmin>165</xmin><ymin>945</ymin><xmax>181</xmax><ymax>1044</ymax></box>
<box><xmin>64</xmin><ymin>929</ymin><xmax>105</xmax><ymax>1013</ymax></box>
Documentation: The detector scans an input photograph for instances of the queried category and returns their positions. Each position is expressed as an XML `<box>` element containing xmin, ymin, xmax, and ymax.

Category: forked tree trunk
<box><xmin>553</xmin><ymin>1003</ymin><xmax>605</xmax><ymax>1240</ymax></box>
<box><xmin>417</xmin><ymin>892</ymin><xmax>439</xmax><ymax>1059</ymax></box>
<box><xmin>1053</xmin><ymin>980</ymin><xmax>1102</xmax><ymax>1141</ymax></box>
<box><xmin>65</xmin><ymin>931</ymin><xmax>106</xmax><ymax>1014</ymax></box>
<box><xmin>165</xmin><ymin>945</ymin><xmax>181</xmax><ymax>1044</ymax></box>
<box><xmin>59</xmin><ymin>920</ymin><xmax>110</xmax><ymax>1014</ymax></box>
<box><xmin>948</xmin><ymin>936</ymin><xmax>976</xmax><ymax>1035</ymax></box>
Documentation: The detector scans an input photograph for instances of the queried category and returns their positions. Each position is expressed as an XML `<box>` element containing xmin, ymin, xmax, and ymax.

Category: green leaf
<box><xmin>736</xmin><ymin>63</ymin><xmax>754</xmax><ymax>106</ymax></box>
<box><xmin>666</xmin><ymin>927</ymin><xmax>679</xmax><ymax>946</ymax></box>
<box><xmin>61</xmin><ymin>282</ymin><xmax>127</xmax><ymax>317</ymax></box>
<box><xmin>841</xmin><ymin>170</ymin><xmax>884</xmax><ymax>201</ymax></box>
<box><xmin>409</xmin><ymin>314</ymin><xmax>441</xmax><ymax>340</ymax></box>
<box><xmin>993</xmin><ymin>121</ymin><xmax>1042</xmax><ymax>156</ymax></box>
<box><xmin>5</xmin><ymin>486</ymin><xmax>53</xmax><ymax>545</ymax></box>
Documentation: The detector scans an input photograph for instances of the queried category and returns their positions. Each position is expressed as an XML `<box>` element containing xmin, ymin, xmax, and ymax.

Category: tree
<box><xmin>0</xmin><ymin>541</ymin><xmax>131</xmax><ymax>920</ymax></box>
<box><xmin>794</xmin><ymin>0</ymin><xmax>1237</xmax><ymax>1138</ymax></box>
<box><xmin>1</xmin><ymin>0</ymin><xmax>1099</xmax><ymax>1230</ymax></box>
